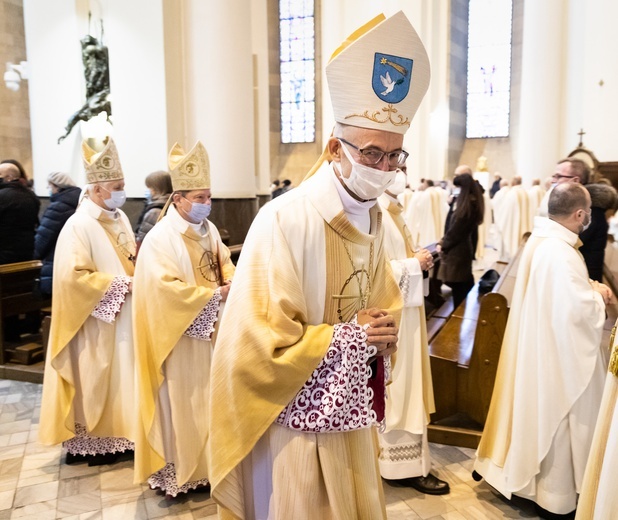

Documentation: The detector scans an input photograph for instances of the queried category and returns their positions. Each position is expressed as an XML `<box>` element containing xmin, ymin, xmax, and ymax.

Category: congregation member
<box><xmin>438</xmin><ymin>173</ymin><xmax>484</xmax><ymax>309</ymax></box>
<box><xmin>208</xmin><ymin>11</ymin><xmax>428</xmax><ymax>518</ymax></box>
<box><xmin>40</xmin><ymin>138</ymin><xmax>137</xmax><ymax>466</ymax></box>
<box><xmin>576</xmin><ymin>326</ymin><xmax>618</xmax><ymax>519</ymax></box>
<box><xmin>34</xmin><ymin>172</ymin><xmax>81</xmax><ymax>297</ymax></box>
<box><xmin>474</xmin><ymin>183</ymin><xmax>611</xmax><ymax>519</ymax></box>
<box><xmin>134</xmin><ymin>169</ymin><xmax>173</xmax><ymax>244</ymax></box>
<box><xmin>0</xmin><ymin>160</ymin><xmax>40</xmax><ymax>265</ymax></box>
<box><xmin>132</xmin><ymin>141</ymin><xmax>234</xmax><ymax>497</ymax></box>
<box><xmin>378</xmin><ymin>173</ymin><xmax>449</xmax><ymax>495</ymax></box>
<box><xmin>579</xmin><ymin>182</ymin><xmax>617</xmax><ymax>282</ymax></box>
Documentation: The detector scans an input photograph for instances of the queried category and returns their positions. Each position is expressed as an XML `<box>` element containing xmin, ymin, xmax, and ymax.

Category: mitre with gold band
<box><xmin>82</xmin><ymin>137</ymin><xmax>124</xmax><ymax>183</ymax></box>
<box><xmin>326</xmin><ymin>11</ymin><xmax>430</xmax><ymax>135</ymax></box>
<box><xmin>168</xmin><ymin>141</ymin><xmax>210</xmax><ymax>191</ymax></box>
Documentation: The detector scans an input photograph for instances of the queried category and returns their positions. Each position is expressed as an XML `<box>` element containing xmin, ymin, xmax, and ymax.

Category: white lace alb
<box><xmin>276</xmin><ymin>322</ymin><xmax>379</xmax><ymax>433</ymax></box>
<box><xmin>184</xmin><ymin>288</ymin><xmax>222</xmax><ymax>340</ymax></box>
<box><xmin>91</xmin><ymin>275</ymin><xmax>131</xmax><ymax>323</ymax></box>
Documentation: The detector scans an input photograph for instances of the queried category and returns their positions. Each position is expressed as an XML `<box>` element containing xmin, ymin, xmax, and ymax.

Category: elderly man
<box><xmin>40</xmin><ymin>138</ymin><xmax>137</xmax><ymax>466</ymax></box>
<box><xmin>378</xmin><ymin>175</ymin><xmax>449</xmax><ymax>494</ymax></box>
<box><xmin>538</xmin><ymin>158</ymin><xmax>590</xmax><ymax>217</ymax></box>
<box><xmin>474</xmin><ymin>183</ymin><xmax>611</xmax><ymax>519</ymax></box>
<box><xmin>0</xmin><ymin>161</ymin><xmax>40</xmax><ymax>265</ymax></box>
<box><xmin>133</xmin><ymin>141</ymin><xmax>235</xmax><ymax>497</ymax></box>
<box><xmin>208</xmin><ymin>11</ymin><xmax>429</xmax><ymax>519</ymax></box>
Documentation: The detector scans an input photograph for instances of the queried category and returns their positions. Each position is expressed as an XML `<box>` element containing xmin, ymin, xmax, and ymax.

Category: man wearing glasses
<box><xmin>209</xmin><ymin>11</ymin><xmax>429</xmax><ymax>519</ymax></box>
<box><xmin>538</xmin><ymin>158</ymin><xmax>590</xmax><ymax>217</ymax></box>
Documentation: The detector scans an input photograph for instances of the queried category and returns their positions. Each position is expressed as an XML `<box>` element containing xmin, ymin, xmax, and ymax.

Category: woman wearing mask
<box><xmin>135</xmin><ymin>170</ymin><xmax>173</xmax><ymax>244</ymax></box>
<box><xmin>438</xmin><ymin>173</ymin><xmax>484</xmax><ymax>309</ymax></box>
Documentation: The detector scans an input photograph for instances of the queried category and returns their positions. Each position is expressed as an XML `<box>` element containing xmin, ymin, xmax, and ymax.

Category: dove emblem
<box><xmin>380</xmin><ymin>71</ymin><xmax>395</xmax><ymax>96</ymax></box>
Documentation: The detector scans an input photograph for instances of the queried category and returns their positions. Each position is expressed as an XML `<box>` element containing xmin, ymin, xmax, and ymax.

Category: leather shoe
<box><xmin>534</xmin><ymin>503</ymin><xmax>575</xmax><ymax>520</ymax></box>
<box><xmin>395</xmin><ymin>473</ymin><xmax>450</xmax><ymax>495</ymax></box>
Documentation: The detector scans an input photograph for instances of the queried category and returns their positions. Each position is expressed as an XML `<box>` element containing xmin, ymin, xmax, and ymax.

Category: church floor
<box><xmin>0</xmin><ymin>379</ymin><xmax>544</xmax><ymax>520</ymax></box>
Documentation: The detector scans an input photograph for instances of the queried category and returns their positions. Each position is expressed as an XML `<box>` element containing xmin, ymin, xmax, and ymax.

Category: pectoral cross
<box><xmin>333</xmin><ymin>266</ymin><xmax>371</xmax><ymax>321</ymax></box>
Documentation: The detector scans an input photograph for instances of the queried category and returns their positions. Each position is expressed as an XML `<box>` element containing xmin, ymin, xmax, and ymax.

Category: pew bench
<box><xmin>426</xmin><ymin>243</ymin><xmax>525</xmax><ymax>448</ymax></box>
<box><xmin>0</xmin><ymin>260</ymin><xmax>50</xmax><ymax>368</ymax></box>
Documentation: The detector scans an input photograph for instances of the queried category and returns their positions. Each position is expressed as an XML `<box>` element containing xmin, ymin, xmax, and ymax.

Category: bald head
<box><xmin>548</xmin><ymin>183</ymin><xmax>591</xmax><ymax>234</ymax></box>
<box><xmin>0</xmin><ymin>163</ymin><xmax>20</xmax><ymax>182</ymax></box>
<box><xmin>454</xmin><ymin>164</ymin><xmax>472</xmax><ymax>176</ymax></box>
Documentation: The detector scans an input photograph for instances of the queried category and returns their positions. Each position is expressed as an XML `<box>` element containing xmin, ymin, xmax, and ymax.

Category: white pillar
<box><xmin>181</xmin><ymin>0</ymin><xmax>256</xmax><ymax>198</ymax></box>
<box><xmin>515</xmin><ymin>0</ymin><xmax>565</xmax><ymax>183</ymax></box>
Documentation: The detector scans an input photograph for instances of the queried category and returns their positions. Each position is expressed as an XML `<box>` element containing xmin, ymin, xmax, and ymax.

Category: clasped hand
<box><xmin>357</xmin><ymin>308</ymin><xmax>398</xmax><ymax>357</ymax></box>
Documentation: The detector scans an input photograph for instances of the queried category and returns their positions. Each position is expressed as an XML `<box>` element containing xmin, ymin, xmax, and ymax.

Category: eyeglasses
<box><xmin>551</xmin><ymin>173</ymin><xmax>577</xmax><ymax>181</ymax></box>
<box><xmin>338</xmin><ymin>138</ymin><xmax>408</xmax><ymax>168</ymax></box>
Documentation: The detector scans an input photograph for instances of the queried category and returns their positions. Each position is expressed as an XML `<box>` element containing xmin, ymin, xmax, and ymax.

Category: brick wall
<box><xmin>0</xmin><ymin>0</ymin><xmax>32</xmax><ymax>177</ymax></box>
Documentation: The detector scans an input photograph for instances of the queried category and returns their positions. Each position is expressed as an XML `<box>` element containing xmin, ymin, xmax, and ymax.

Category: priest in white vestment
<box><xmin>208</xmin><ymin>12</ymin><xmax>430</xmax><ymax>519</ymax></box>
<box><xmin>40</xmin><ymin>138</ymin><xmax>136</xmax><ymax>465</ymax></box>
<box><xmin>474</xmin><ymin>183</ymin><xmax>612</xmax><ymax>518</ymax></box>
<box><xmin>494</xmin><ymin>176</ymin><xmax>531</xmax><ymax>261</ymax></box>
<box><xmin>377</xmin><ymin>178</ymin><xmax>449</xmax><ymax>495</ymax></box>
<box><xmin>527</xmin><ymin>179</ymin><xmax>546</xmax><ymax>222</ymax></box>
<box><xmin>133</xmin><ymin>141</ymin><xmax>235</xmax><ymax>497</ymax></box>
<box><xmin>538</xmin><ymin>158</ymin><xmax>591</xmax><ymax>217</ymax></box>
<box><xmin>576</xmin><ymin>326</ymin><xmax>618</xmax><ymax>519</ymax></box>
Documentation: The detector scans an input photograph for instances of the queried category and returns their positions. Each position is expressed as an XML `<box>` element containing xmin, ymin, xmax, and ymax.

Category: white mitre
<box><xmin>326</xmin><ymin>11</ymin><xmax>430</xmax><ymax>135</ymax></box>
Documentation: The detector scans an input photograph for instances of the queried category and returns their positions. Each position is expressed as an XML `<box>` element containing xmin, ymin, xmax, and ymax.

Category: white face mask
<box><xmin>338</xmin><ymin>141</ymin><xmax>396</xmax><ymax>200</ymax></box>
<box><xmin>387</xmin><ymin>170</ymin><xmax>407</xmax><ymax>196</ymax></box>
<box><xmin>452</xmin><ymin>187</ymin><xmax>461</xmax><ymax>196</ymax></box>
<box><xmin>101</xmin><ymin>187</ymin><xmax>127</xmax><ymax>210</ymax></box>
<box><xmin>581</xmin><ymin>210</ymin><xmax>592</xmax><ymax>233</ymax></box>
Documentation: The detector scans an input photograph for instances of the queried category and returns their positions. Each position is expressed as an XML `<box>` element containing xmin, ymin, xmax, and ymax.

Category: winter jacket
<box><xmin>135</xmin><ymin>194</ymin><xmax>169</xmax><ymax>243</ymax></box>
<box><xmin>34</xmin><ymin>186</ymin><xmax>81</xmax><ymax>294</ymax></box>
<box><xmin>0</xmin><ymin>180</ymin><xmax>40</xmax><ymax>265</ymax></box>
<box><xmin>580</xmin><ymin>183</ymin><xmax>618</xmax><ymax>282</ymax></box>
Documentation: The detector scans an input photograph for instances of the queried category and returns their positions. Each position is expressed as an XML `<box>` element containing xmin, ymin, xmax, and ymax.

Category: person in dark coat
<box><xmin>579</xmin><ymin>182</ymin><xmax>618</xmax><ymax>282</ymax></box>
<box><xmin>438</xmin><ymin>173</ymin><xmax>485</xmax><ymax>309</ymax></box>
<box><xmin>34</xmin><ymin>172</ymin><xmax>81</xmax><ymax>296</ymax></box>
<box><xmin>0</xmin><ymin>161</ymin><xmax>40</xmax><ymax>265</ymax></box>
<box><xmin>135</xmin><ymin>170</ymin><xmax>173</xmax><ymax>244</ymax></box>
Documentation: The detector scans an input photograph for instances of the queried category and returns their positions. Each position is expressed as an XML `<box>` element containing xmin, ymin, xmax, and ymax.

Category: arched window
<box><xmin>466</xmin><ymin>0</ymin><xmax>513</xmax><ymax>138</ymax></box>
<box><xmin>279</xmin><ymin>0</ymin><xmax>315</xmax><ymax>143</ymax></box>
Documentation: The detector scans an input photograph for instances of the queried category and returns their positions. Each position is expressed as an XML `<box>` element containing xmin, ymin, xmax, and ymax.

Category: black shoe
<box><xmin>534</xmin><ymin>504</ymin><xmax>575</xmax><ymax>520</ymax></box>
<box><xmin>396</xmin><ymin>474</ymin><xmax>450</xmax><ymax>495</ymax></box>
<box><xmin>87</xmin><ymin>452</ymin><xmax>120</xmax><ymax>466</ymax></box>
<box><xmin>472</xmin><ymin>470</ymin><xmax>483</xmax><ymax>482</ymax></box>
<box><xmin>65</xmin><ymin>452</ymin><xmax>88</xmax><ymax>465</ymax></box>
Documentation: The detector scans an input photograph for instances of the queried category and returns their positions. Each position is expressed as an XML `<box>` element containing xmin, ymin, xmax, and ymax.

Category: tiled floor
<box><xmin>0</xmin><ymin>379</ymin><xmax>544</xmax><ymax>520</ymax></box>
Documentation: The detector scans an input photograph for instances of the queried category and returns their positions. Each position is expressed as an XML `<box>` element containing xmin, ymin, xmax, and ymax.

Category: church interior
<box><xmin>1</xmin><ymin>0</ymin><xmax>618</xmax><ymax>518</ymax></box>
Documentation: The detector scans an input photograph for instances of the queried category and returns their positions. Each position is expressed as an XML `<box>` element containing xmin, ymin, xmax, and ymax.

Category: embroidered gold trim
<box><xmin>344</xmin><ymin>104</ymin><xmax>410</xmax><ymax>127</ymax></box>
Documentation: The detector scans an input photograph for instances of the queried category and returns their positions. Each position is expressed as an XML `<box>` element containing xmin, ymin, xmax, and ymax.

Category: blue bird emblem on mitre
<box><xmin>372</xmin><ymin>53</ymin><xmax>414</xmax><ymax>104</ymax></box>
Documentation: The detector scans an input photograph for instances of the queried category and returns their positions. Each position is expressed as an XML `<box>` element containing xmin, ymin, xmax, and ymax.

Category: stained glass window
<box><xmin>466</xmin><ymin>0</ymin><xmax>513</xmax><ymax>138</ymax></box>
<box><xmin>279</xmin><ymin>0</ymin><xmax>315</xmax><ymax>143</ymax></box>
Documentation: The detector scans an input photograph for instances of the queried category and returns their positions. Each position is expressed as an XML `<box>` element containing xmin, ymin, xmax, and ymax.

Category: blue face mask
<box><xmin>144</xmin><ymin>189</ymin><xmax>152</xmax><ymax>202</ymax></box>
<box><xmin>101</xmin><ymin>187</ymin><xmax>127</xmax><ymax>210</ymax></box>
<box><xmin>184</xmin><ymin>198</ymin><xmax>211</xmax><ymax>222</ymax></box>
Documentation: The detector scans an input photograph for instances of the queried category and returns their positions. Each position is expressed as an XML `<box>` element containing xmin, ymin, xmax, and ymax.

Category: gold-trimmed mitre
<box><xmin>168</xmin><ymin>141</ymin><xmax>210</xmax><ymax>191</ymax></box>
<box><xmin>82</xmin><ymin>137</ymin><xmax>124</xmax><ymax>184</ymax></box>
<box><xmin>326</xmin><ymin>11</ymin><xmax>430</xmax><ymax>135</ymax></box>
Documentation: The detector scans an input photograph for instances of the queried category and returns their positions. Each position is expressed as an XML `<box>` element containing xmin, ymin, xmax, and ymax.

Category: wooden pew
<box><xmin>427</xmin><ymin>242</ymin><xmax>526</xmax><ymax>448</ymax></box>
<box><xmin>0</xmin><ymin>260</ymin><xmax>51</xmax><ymax>366</ymax></box>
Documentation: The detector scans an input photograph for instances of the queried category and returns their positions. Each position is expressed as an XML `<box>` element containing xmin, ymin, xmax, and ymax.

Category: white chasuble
<box><xmin>133</xmin><ymin>205</ymin><xmax>234</xmax><ymax>490</ymax></box>
<box><xmin>208</xmin><ymin>163</ymin><xmax>402</xmax><ymax>520</ymax></box>
<box><xmin>475</xmin><ymin>217</ymin><xmax>606</xmax><ymax>515</ymax></box>
<box><xmin>40</xmin><ymin>198</ymin><xmax>136</xmax><ymax>446</ymax></box>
